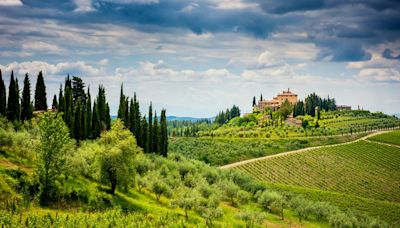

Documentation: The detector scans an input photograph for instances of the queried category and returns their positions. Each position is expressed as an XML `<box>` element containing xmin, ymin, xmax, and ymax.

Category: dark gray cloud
<box><xmin>382</xmin><ymin>49</ymin><xmax>400</xmax><ymax>60</ymax></box>
<box><xmin>0</xmin><ymin>0</ymin><xmax>398</xmax><ymax>62</ymax></box>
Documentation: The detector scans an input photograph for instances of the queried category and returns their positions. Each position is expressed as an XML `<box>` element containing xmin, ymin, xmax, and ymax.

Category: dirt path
<box><xmin>365</xmin><ymin>139</ymin><xmax>400</xmax><ymax>149</ymax></box>
<box><xmin>219</xmin><ymin>129</ymin><xmax>397</xmax><ymax>170</ymax></box>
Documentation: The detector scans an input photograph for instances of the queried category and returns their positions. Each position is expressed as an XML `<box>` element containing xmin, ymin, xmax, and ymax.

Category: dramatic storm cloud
<box><xmin>0</xmin><ymin>0</ymin><xmax>399</xmax><ymax>116</ymax></box>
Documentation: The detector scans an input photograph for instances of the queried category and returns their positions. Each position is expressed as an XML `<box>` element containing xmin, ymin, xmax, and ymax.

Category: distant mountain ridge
<box><xmin>167</xmin><ymin>116</ymin><xmax>214</xmax><ymax>122</ymax></box>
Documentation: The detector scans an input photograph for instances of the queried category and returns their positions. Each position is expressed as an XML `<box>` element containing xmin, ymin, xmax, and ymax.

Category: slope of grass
<box><xmin>234</xmin><ymin>140</ymin><xmax>400</xmax><ymax>203</ymax></box>
<box><xmin>368</xmin><ymin>130</ymin><xmax>400</xmax><ymax>146</ymax></box>
<box><xmin>169</xmin><ymin>134</ymin><xmax>365</xmax><ymax>166</ymax></box>
<box><xmin>267</xmin><ymin>183</ymin><xmax>400</xmax><ymax>226</ymax></box>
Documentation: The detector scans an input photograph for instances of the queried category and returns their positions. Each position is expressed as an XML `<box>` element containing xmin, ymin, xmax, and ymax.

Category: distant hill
<box><xmin>394</xmin><ymin>113</ymin><xmax>400</xmax><ymax>118</ymax></box>
<box><xmin>112</xmin><ymin>115</ymin><xmax>214</xmax><ymax>122</ymax></box>
<box><xmin>167</xmin><ymin>116</ymin><xmax>214</xmax><ymax>122</ymax></box>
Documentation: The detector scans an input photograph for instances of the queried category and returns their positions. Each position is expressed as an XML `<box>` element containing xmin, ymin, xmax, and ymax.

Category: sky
<box><xmin>0</xmin><ymin>0</ymin><xmax>399</xmax><ymax>117</ymax></box>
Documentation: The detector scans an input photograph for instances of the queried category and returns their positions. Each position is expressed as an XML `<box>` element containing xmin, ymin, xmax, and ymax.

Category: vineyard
<box><xmin>368</xmin><ymin>130</ymin><xmax>400</xmax><ymax>146</ymax></box>
<box><xmin>169</xmin><ymin>134</ymin><xmax>365</xmax><ymax>166</ymax></box>
<box><xmin>195</xmin><ymin>110</ymin><xmax>400</xmax><ymax>139</ymax></box>
<box><xmin>232</xmin><ymin>139</ymin><xmax>400</xmax><ymax>224</ymax></box>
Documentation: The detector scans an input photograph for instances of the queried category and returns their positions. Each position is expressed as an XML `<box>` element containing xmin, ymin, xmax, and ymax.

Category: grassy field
<box><xmin>169</xmin><ymin>133</ymin><xmax>366</xmax><ymax>166</ymax></box>
<box><xmin>232</xmin><ymin>140</ymin><xmax>400</xmax><ymax>224</ymax></box>
<box><xmin>368</xmin><ymin>130</ymin><xmax>400</xmax><ymax>146</ymax></box>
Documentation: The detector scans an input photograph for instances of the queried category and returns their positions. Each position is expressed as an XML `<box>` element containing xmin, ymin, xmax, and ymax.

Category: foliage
<box><xmin>34</xmin><ymin>71</ymin><xmax>47</xmax><ymax>111</ymax></box>
<box><xmin>37</xmin><ymin>112</ymin><xmax>72</xmax><ymax>205</ymax></box>
<box><xmin>0</xmin><ymin>69</ymin><xmax>6</xmax><ymax>117</ymax></box>
<box><xmin>215</xmin><ymin>105</ymin><xmax>241</xmax><ymax>125</ymax></box>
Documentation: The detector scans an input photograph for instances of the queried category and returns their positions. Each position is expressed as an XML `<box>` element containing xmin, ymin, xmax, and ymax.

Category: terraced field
<box><xmin>234</xmin><ymin>140</ymin><xmax>400</xmax><ymax>203</ymax></box>
<box><xmin>368</xmin><ymin>130</ymin><xmax>400</xmax><ymax>146</ymax></box>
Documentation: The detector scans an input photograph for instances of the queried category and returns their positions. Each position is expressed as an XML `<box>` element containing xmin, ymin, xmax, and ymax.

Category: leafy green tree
<box><xmin>279</xmin><ymin>99</ymin><xmax>293</xmax><ymax>119</ymax></box>
<box><xmin>221</xmin><ymin>180</ymin><xmax>239</xmax><ymax>206</ymax></box>
<box><xmin>0</xmin><ymin>69</ymin><xmax>6</xmax><ymax>116</ymax></box>
<box><xmin>34</xmin><ymin>71</ymin><xmax>47</xmax><ymax>111</ymax></box>
<box><xmin>160</xmin><ymin>109</ymin><xmax>168</xmax><ymax>157</ymax></box>
<box><xmin>236</xmin><ymin>210</ymin><xmax>265</xmax><ymax>228</ymax></box>
<box><xmin>98</xmin><ymin>119</ymin><xmax>141</xmax><ymax>194</ymax></box>
<box><xmin>7</xmin><ymin>71</ymin><xmax>19</xmax><ymax>121</ymax></box>
<box><xmin>37</xmin><ymin>112</ymin><xmax>71</xmax><ymax>205</ymax></box>
<box><xmin>172</xmin><ymin>187</ymin><xmax>200</xmax><ymax>221</ymax></box>
<box><xmin>151</xmin><ymin>179</ymin><xmax>171</xmax><ymax>201</ymax></box>
<box><xmin>21</xmin><ymin>73</ymin><xmax>32</xmax><ymax>121</ymax></box>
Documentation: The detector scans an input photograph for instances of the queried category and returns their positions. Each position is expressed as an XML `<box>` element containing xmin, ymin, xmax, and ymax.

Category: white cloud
<box><xmin>356</xmin><ymin>68</ymin><xmax>400</xmax><ymax>83</ymax></box>
<box><xmin>347</xmin><ymin>53</ymin><xmax>398</xmax><ymax>69</ymax></box>
<box><xmin>0</xmin><ymin>61</ymin><xmax>104</xmax><ymax>78</ymax></box>
<box><xmin>181</xmin><ymin>3</ymin><xmax>199</xmax><ymax>13</ymax></box>
<box><xmin>74</xmin><ymin>0</ymin><xmax>95</xmax><ymax>13</ymax></box>
<box><xmin>210</xmin><ymin>0</ymin><xmax>258</xmax><ymax>10</ymax></box>
<box><xmin>22</xmin><ymin>41</ymin><xmax>63</xmax><ymax>53</ymax></box>
<box><xmin>98</xmin><ymin>59</ymin><xmax>109</xmax><ymax>66</ymax></box>
<box><xmin>0</xmin><ymin>0</ymin><xmax>22</xmax><ymax>6</ymax></box>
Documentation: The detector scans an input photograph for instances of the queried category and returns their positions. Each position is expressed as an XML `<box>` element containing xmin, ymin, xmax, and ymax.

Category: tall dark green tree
<box><xmin>72</xmin><ymin>76</ymin><xmax>86</xmax><ymax>104</ymax></box>
<box><xmin>148</xmin><ymin>103</ymin><xmax>153</xmax><ymax>152</ymax></box>
<box><xmin>21</xmin><ymin>73</ymin><xmax>32</xmax><ymax>121</ymax></box>
<box><xmin>152</xmin><ymin>112</ymin><xmax>159</xmax><ymax>153</ymax></box>
<box><xmin>252</xmin><ymin>96</ymin><xmax>256</xmax><ymax>107</ymax></box>
<box><xmin>133</xmin><ymin>93</ymin><xmax>141</xmax><ymax>143</ymax></box>
<box><xmin>141</xmin><ymin>116</ymin><xmax>149</xmax><ymax>153</ymax></box>
<box><xmin>15</xmin><ymin>78</ymin><xmax>20</xmax><ymax>121</ymax></box>
<box><xmin>73</xmin><ymin>100</ymin><xmax>82</xmax><ymax>140</ymax></box>
<box><xmin>160</xmin><ymin>109</ymin><xmax>168</xmax><ymax>157</ymax></box>
<box><xmin>85</xmin><ymin>87</ymin><xmax>92</xmax><ymax>139</ymax></box>
<box><xmin>64</xmin><ymin>79</ymin><xmax>73</xmax><ymax>129</ymax></box>
<box><xmin>52</xmin><ymin>95</ymin><xmax>58</xmax><ymax>110</ymax></box>
<box><xmin>0</xmin><ymin>69</ymin><xmax>6</xmax><ymax>116</ymax></box>
<box><xmin>34</xmin><ymin>71</ymin><xmax>47</xmax><ymax>111</ymax></box>
<box><xmin>105</xmin><ymin>103</ymin><xmax>111</xmax><ymax>130</ymax></box>
<box><xmin>92</xmin><ymin>101</ymin><xmax>101</xmax><ymax>138</ymax></box>
<box><xmin>7</xmin><ymin>71</ymin><xmax>18</xmax><ymax>121</ymax></box>
<box><xmin>124</xmin><ymin>98</ymin><xmax>129</xmax><ymax>128</ymax></box>
<box><xmin>58</xmin><ymin>85</ymin><xmax>65</xmax><ymax>113</ymax></box>
<box><xmin>117</xmin><ymin>84</ymin><xmax>126</xmax><ymax>121</ymax></box>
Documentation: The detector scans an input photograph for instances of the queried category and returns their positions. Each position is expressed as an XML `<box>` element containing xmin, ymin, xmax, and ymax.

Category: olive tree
<box><xmin>37</xmin><ymin>112</ymin><xmax>71</xmax><ymax>205</ymax></box>
<box><xmin>98</xmin><ymin>119</ymin><xmax>141</xmax><ymax>194</ymax></box>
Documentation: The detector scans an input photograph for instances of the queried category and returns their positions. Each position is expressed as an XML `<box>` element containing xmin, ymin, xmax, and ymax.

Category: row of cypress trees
<box><xmin>54</xmin><ymin>75</ymin><xmax>111</xmax><ymax>140</ymax></box>
<box><xmin>117</xmin><ymin>85</ymin><xmax>168</xmax><ymax>156</ymax></box>
<box><xmin>0</xmin><ymin>70</ymin><xmax>47</xmax><ymax>123</ymax></box>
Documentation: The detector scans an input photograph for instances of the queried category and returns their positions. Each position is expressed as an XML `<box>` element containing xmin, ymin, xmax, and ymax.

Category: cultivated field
<box><xmin>234</xmin><ymin>140</ymin><xmax>400</xmax><ymax>202</ymax></box>
<box><xmin>368</xmin><ymin>130</ymin><xmax>400</xmax><ymax>146</ymax></box>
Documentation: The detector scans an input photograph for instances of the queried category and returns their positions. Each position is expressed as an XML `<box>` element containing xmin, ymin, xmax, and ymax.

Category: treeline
<box><xmin>56</xmin><ymin>76</ymin><xmax>111</xmax><ymax>140</ymax></box>
<box><xmin>0</xmin><ymin>70</ymin><xmax>47</xmax><ymax>123</ymax></box>
<box><xmin>117</xmin><ymin>85</ymin><xmax>167</xmax><ymax>156</ymax></box>
<box><xmin>168</xmin><ymin>119</ymin><xmax>211</xmax><ymax>137</ymax></box>
<box><xmin>294</xmin><ymin>93</ymin><xmax>337</xmax><ymax>117</ymax></box>
<box><xmin>0</xmin><ymin>69</ymin><xmax>167</xmax><ymax>156</ymax></box>
<box><xmin>214</xmin><ymin>105</ymin><xmax>241</xmax><ymax>125</ymax></box>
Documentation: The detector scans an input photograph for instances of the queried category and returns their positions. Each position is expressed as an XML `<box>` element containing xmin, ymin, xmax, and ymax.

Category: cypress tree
<box><xmin>21</xmin><ymin>73</ymin><xmax>32</xmax><ymax>121</ymax></box>
<box><xmin>117</xmin><ymin>84</ymin><xmax>125</xmax><ymax>121</ymax></box>
<box><xmin>133</xmin><ymin>93</ymin><xmax>141</xmax><ymax>143</ymax></box>
<box><xmin>64</xmin><ymin>82</ymin><xmax>73</xmax><ymax>129</ymax></box>
<box><xmin>7</xmin><ymin>71</ymin><xmax>18</xmax><ymax>121</ymax></box>
<box><xmin>148</xmin><ymin>102</ymin><xmax>153</xmax><ymax>152</ymax></box>
<box><xmin>73</xmin><ymin>100</ymin><xmax>82</xmax><ymax>139</ymax></box>
<box><xmin>252</xmin><ymin>96</ymin><xmax>256</xmax><ymax>107</ymax></box>
<box><xmin>52</xmin><ymin>95</ymin><xmax>58</xmax><ymax>110</ymax></box>
<box><xmin>106</xmin><ymin>103</ymin><xmax>111</xmax><ymax>130</ymax></box>
<box><xmin>85</xmin><ymin>87</ymin><xmax>92</xmax><ymax>139</ymax></box>
<box><xmin>92</xmin><ymin>101</ymin><xmax>100</xmax><ymax>138</ymax></box>
<box><xmin>0</xmin><ymin>69</ymin><xmax>6</xmax><ymax>116</ymax></box>
<box><xmin>124</xmin><ymin>97</ymin><xmax>129</xmax><ymax>128</ymax></box>
<box><xmin>72</xmin><ymin>76</ymin><xmax>86</xmax><ymax>104</ymax></box>
<box><xmin>129</xmin><ymin>98</ymin><xmax>135</xmax><ymax>133</ymax></box>
<box><xmin>141</xmin><ymin>116</ymin><xmax>148</xmax><ymax>152</ymax></box>
<box><xmin>58</xmin><ymin>84</ymin><xmax>65</xmax><ymax>113</ymax></box>
<box><xmin>34</xmin><ymin>71</ymin><xmax>47</xmax><ymax>111</ymax></box>
<box><xmin>160</xmin><ymin>109</ymin><xmax>168</xmax><ymax>157</ymax></box>
<box><xmin>152</xmin><ymin>112</ymin><xmax>159</xmax><ymax>153</ymax></box>
<box><xmin>15</xmin><ymin>78</ymin><xmax>20</xmax><ymax>121</ymax></box>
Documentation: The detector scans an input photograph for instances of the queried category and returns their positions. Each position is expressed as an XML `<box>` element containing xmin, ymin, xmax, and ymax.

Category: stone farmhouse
<box><xmin>254</xmin><ymin>88</ymin><xmax>298</xmax><ymax>112</ymax></box>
